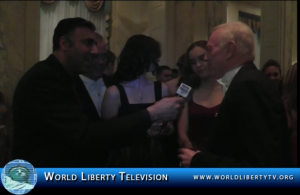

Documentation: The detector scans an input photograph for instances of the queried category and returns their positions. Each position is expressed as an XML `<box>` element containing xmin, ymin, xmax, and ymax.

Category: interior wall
<box><xmin>110</xmin><ymin>1</ymin><xmax>148</xmax><ymax>59</ymax></box>
<box><xmin>111</xmin><ymin>1</ymin><xmax>300</xmax><ymax>73</ymax></box>
<box><xmin>110</xmin><ymin>1</ymin><xmax>221</xmax><ymax>72</ymax></box>
<box><xmin>291</xmin><ymin>1</ymin><xmax>297</xmax><ymax>65</ymax></box>
<box><xmin>172</xmin><ymin>1</ymin><xmax>209</xmax><ymax>68</ymax></box>
<box><xmin>162</xmin><ymin>1</ymin><xmax>208</xmax><ymax>70</ymax></box>
<box><xmin>260</xmin><ymin>1</ymin><xmax>296</xmax><ymax>75</ymax></box>
<box><xmin>174</xmin><ymin>1</ymin><xmax>195</xmax><ymax>65</ymax></box>
<box><xmin>227</xmin><ymin>1</ymin><xmax>261</xmax><ymax>69</ymax></box>
<box><xmin>165</xmin><ymin>1</ymin><xmax>176</xmax><ymax>69</ymax></box>
<box><xmin>0</xmin><ymin>1</ymin><xmax>39</xmax><ymax>104</ymax></box>
<box><xmin>193</xmin><ymin>1</ymin><xmax>208</xmax><ymax>42</ymax></box>
<box><xmin>110</xmin><ymin>1</ymin><xmax>169</xmax><ymax>80</ymax></box>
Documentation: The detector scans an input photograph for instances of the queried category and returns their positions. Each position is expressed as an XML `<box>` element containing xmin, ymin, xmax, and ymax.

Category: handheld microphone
<box><xmin>176</xmin><ymin>74</ymin><xmax>198</xmax><ymax>101</ymax></box>
<box><xmin>176</xmin><ymin>83</ymin><xmax>192</xmax><ymax>100</ymax></box>
<box><xmin>149</xmin><ymin>74</ymin><xmax>198</xmax><ymax>136</ymax></box>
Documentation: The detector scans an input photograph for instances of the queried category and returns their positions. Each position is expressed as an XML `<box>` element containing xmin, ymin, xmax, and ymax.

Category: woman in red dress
<box><xmin>177</xmin><ymin>41</ymin><xmax>226</xmax><ymax>151</ymax></box>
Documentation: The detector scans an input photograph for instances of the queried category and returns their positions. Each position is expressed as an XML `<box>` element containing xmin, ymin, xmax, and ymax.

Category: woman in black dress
<box><xmin>101</xmin><ymin>35</ymin><xmax>177</xmax><ymax>167</ymax></box>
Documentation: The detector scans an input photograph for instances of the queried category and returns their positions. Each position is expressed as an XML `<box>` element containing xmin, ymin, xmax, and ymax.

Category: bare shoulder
<box><xmin>102</xmin><ymin>85</ymin><xmax>121</xmax><ymax>118</ymax></box>
<box><xmin>104</xmin><ymin>85</ymin><xmax>120</xmax><ymax>99</ymax></box>
<box><xmin>162</xmin><ymin>82</ymin><xmax>169</xmax><ymax>90</ymax></box>
<box><xmin>165</xmin><ymin>78</ymin><xmax>179</xmax><ymax>96</ymax></box>
<box><xmin>161</xmin><ymin>82</ymin><xmax>170</xmax><ymax>97</ymax></box>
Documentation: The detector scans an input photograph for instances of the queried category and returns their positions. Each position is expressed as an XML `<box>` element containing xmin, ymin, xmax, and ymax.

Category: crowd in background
<box><xmin>0</xmin><ymin>17</ymin><xmax>297</xmax><ymax>168</ymax></box>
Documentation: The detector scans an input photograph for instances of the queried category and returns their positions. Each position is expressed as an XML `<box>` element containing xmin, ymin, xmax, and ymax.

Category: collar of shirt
<box><xmin>79</xmin><ymin>75</ymin><xmax>104</xmax><ymax>88</ymax></box>
<box><xmin>221</xmin><ymin>65</ymin><xmax>243</xmax><ymax>89</ymax></box>
<box><xmin>79</xmin><ymin>75</ymin><xmax>106</xmax><ymax>117</ymax></box>
<box><xmin>217</xmin><ymin>79</ymin><xmax>228</xmax><ymax>93</ymax></box>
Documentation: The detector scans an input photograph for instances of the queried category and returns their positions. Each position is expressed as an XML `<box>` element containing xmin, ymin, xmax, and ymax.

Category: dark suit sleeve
<box><xmin>13</xmin><ymin>71</ymin><xmax>152</xmax><ymax>160</ymax></box>
<box><xmin>86</xmin><ymin>111</ymin><xmax>151</xmax><ymax>149</ymax></box>
<box><xmin>191</xmin><ymin>80</ymin><xmax>288</xmax><ymax>167</ymax></box>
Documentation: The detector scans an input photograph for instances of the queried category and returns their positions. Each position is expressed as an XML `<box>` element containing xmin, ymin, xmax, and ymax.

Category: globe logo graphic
<box><xmin>1</xmin><ymin>159</ymin><xmax>37</xmax><ymax>195</ymax></box>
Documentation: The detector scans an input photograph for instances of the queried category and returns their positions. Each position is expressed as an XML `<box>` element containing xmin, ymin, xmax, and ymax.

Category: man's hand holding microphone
<box><xmin>147</xmin><ymin>96</ymin><xmax>185</xmax><ymax>122</ymax></box>
<box><xmin>146</xmin><ymin>74</ymin><xmax>197</xmax><ymax>137</ymax></box>
<box><xmin>144</xmin><ymin>74</ymin><xmax>202</xmax><ymax>167</ymax></box>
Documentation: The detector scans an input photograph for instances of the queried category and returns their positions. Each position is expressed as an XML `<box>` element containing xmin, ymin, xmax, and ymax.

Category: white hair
<box><xmin>212</xmin><ymin>22</ymin><xmax>255</xmax><ymax>60</ymax></box>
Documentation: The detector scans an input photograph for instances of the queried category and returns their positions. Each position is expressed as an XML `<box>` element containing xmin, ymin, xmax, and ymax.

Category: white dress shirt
<box><xmin>220</xmin><ymin>65</ymin><xmax>244</xmax><ymax>92</ymax></box>
<box><xmin>217</xmin><ymin>79</ymin><xmax>228</xmax><ymax>94</ymax></box>
<box><xmin>79</xmin><ymin>75</ymin><xmax>106</xmax><ymax>117</ymax></box>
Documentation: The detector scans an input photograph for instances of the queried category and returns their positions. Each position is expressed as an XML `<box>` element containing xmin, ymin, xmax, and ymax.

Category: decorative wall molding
<box><xmin>39</xmin><ymin>1</ymin><xmax>105</xmax><ymax>60</ymax></box>
<box><xmin>278</xmin><ymin>1</ymin><xmax>294</xmax><ymax>75</ymax></box>
<box><xmin>42</xmin><ymin>1</ymin><xmax>54</xmax><ymax>4</ymax></box>
<box><xmin>104</xmin><ymin>1</ymin><xmax>112</xmax><ymax>49</ymax></box>
<box><xmin>85</xmin><ymin>1</ymin><xmax>103</xmax><ymax>12</ymax></box>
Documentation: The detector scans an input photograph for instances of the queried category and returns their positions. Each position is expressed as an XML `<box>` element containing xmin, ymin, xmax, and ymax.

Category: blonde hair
<box><xmin>212</xmin><ymin>22</ymin><xmax>255</xmax><ymax>61</ymax></box>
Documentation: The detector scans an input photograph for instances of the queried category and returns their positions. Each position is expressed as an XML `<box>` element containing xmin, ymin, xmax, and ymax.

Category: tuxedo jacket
<box><xmin>73</xmin><ymin>73</ymin><xmax>118</xmax><ymax>121</ymax></box>
<box><xmin>191</xmin><ymin>62</ymin><xmax>292</xmax><ymax>167</ymax></box>
<box><xmin>12</xmin><ymin>55</ymin><xmax>152</xmax><ymax>167</ymax></box>
<box><xmin>102</xmin><ymin>74</ymin><xmax>118</xmax><ymax>88</ymax></box>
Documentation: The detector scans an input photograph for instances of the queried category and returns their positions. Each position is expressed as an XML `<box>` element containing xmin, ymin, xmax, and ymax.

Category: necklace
<box><xmin>137</xmin><ymin>76</ymin><xmax>143</xmax><ymax>101</ymax></box>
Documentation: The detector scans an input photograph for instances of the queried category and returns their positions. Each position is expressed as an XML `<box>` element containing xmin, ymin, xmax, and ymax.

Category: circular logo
<box><xmin>1</xmin><ymin>159</ymin><xmax>37</xmax><ymax>195</ymax></box>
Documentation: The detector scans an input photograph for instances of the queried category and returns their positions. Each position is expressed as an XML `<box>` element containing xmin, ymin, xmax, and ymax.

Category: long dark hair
<box><xmin>106</xmin><ymin>49</ymin><xmax>116</xmax><ymax>66</ymax></box>
<box><xmin>114</xmin><ymin>35</ymin><xmax>161</xmax><ymax>82</ymax></box>
<box><xmin>178</xmin><ymin>40</ymin><xmax>208</xmax><ymax>89</ymax></box>
<box><xmin>176</xmin><ymin>54</ymin><xmax>186</xmax><ymax>75</ymax></box>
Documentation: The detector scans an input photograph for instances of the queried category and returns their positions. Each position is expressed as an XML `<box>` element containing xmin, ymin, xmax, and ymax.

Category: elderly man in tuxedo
<box><xmin>178</xmin><ymin>22</ymin><xmax>291</xmax><ymax>167</ymax></box>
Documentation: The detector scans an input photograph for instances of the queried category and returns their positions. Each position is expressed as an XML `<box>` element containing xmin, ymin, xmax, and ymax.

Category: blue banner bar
<box><xmin>1</xmin><ymin>168</ymin><xmax>299</xmax><ymax>188</ymax></box>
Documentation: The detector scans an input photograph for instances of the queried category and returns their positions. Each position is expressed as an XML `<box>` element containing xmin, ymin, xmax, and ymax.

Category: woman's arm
<box><xmin>160</xmin><ymin>82</ymin><xmax>175</xmax><ymax>134</ymax></box>
<box><xmin>177</xmin><ymin>102</ymin><xmax>193</xmax><ymax>148</ymax></box>
<box><xmin>101</xmin><ymin>85</ymin><xmax>120</xmax><ymax>120</ymax></box>
<box><xmin>161</xmin><ymin>82</ymin><xmax>170</xmax><ymax>97</ymax></box>
<box><xmin>165</xmin><ymin>78</ymin><xmax>179</xmax><ymax>96</ymax></box>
